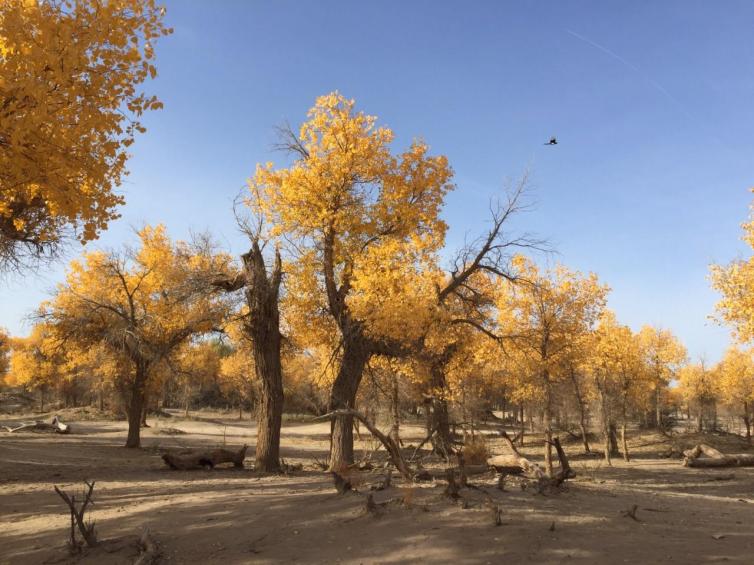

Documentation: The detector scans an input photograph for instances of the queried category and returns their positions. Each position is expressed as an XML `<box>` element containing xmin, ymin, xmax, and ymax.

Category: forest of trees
<box><xmin>2</xmin><ymin>0</ymin><xmax>754</xmax><ymax>480</ymax></box>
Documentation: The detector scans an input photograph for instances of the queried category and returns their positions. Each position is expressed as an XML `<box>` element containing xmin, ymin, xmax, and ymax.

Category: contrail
<box><xmin>565</xmin><ymin>29</ymin><xmax>695</xmax><ymax>122</ymax></box>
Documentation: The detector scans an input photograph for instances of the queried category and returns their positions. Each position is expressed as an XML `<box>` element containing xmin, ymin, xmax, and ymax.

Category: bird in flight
<box><xmin>544</xmin><ymin>136</ymin><xmax>558</xmax><ymax>146</ymax></box>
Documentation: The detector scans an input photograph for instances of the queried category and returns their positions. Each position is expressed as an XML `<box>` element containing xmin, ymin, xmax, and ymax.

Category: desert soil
<box><xmin>1</xmin><ymin>410</ymin><xmax>753</xmax><ymax>564</ymax></box>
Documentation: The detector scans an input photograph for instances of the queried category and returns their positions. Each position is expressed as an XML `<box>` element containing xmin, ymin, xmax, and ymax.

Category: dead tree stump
<box><xmin>54</xmin><ymin>481</ymin><xmax>97</xmax><ymax>551</ymax></box>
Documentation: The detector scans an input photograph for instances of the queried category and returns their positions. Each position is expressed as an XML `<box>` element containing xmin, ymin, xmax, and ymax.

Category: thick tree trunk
<box><xmin>229</xmin><ymin>243</ymin><xmax>286</xmax><ymax>474</ymax></box>
<box><xmin>125</xmin><ymin>361</ymin><xmax>148</xmax><ymax>448</ymax></box>
<box><xmin>608</xmin><ymin>423</ymin><xmax>619</xmax><ymax>456</ymax></box>
<box><xmin>328</xmin><ymin>340</ymin><xmax>370</xmax><ymax>471</ymax></box>
<box><xmin>254</xmin><ymin>344</ymin><xmax>283</xmax><ymax>472</ymax></box>
<box><xmin>426</xmin><ymin>361</ymin><xmax>454</xmax><ymax>458</ymax></box>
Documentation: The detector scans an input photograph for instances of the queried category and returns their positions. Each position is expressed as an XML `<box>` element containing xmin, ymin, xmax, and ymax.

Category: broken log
<box><xmin>3</xmin><ymin>415</ymin><xmax>70</xmax><ymax>434</ymax></box>
<box><xmin>161</xmin><ymin>444</ymin><xmax>248</xmax><ymax>470</ymax></box>
<box><xmin>683</xmin><ymin>443</ymin><xmax>754</xmax><ymax>468</ymax></box>
<box><xmin>487</xmin><ymin>430</ymin><xmax>546</xmax><ymax>478</ymax></box>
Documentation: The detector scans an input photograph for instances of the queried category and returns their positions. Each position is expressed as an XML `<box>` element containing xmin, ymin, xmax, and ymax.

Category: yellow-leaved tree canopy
<box><xmin>42</xmin><ymin>225</ymin><xmax>232</xmax><ymax>448</ymax></box>
<box><xmin>716</xmin><ymin>347</ymin><xmax>754</xmax><ymax>442</ymax></box>
<box><xmin>0</xmin><ymin>327</ymin><xmax>9</xmax><ymax>380</ymax></box>
<box><xmin>0</xmin><ymin>0</ymin><xmax>170</xmax><ymax>270</ymax></box>
<box><xmin>710</xmin><ymin>190</ymin><xmax>754</xmax><ymax>343</ymax></box>
<box><xmin>250</xmin><ymin>92</ymin><xmax>454</xmax><ymax>469</ymax></box>
<box><xmin>497</xmin><ymin>256</ymin><xmax>609</xmax><ymax>474</ymax></box>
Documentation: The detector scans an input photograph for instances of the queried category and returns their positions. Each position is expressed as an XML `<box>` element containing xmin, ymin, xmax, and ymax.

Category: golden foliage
<box><xmin>0</xmin><ymin>0</ymin><xmax>170</xmax><ymax>267</ymax></box>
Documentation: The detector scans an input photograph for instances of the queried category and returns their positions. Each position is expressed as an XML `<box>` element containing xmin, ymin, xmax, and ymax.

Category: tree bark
<box><xmin>125</xmin><ymin>360</ymin><xmax>148</xmax><ymax>448</ymax></box>
<box><xmin>569</xmin><ymin>367</ymin><xmax>590</xmax><ymax>453</ymax></box>
<box><xmin>543</xmin><ymin>383</ymin><xmax>553</xmax><ymax>477</ymax></box>
<box><xmin>328</xmin><ymin>339</ymin><xmax>370</xmax><ymax>470</ymax></box>
<box><xmin>519</xmin><ymin>404</ymin><xmax>525</xmax><ymax>447</ymax></box>
<box><xmin>743</xmin><ymin>401</ymin><xmax>751</xmax><ymax>444</ymax></box>
<box><xmin>426</xmin><ymin>361</ymin><xmax>454</xmax><ymax>458</ymax></box>
<box><xmin>608</xmin><ymin>423</ymin><xmax>619</xmax><ymax>456</ymax></box>
<box><xmin>241</xmin><ymin>244</ymin><xmax>285</xmax><ymax>473</ymax></box>
<box><xmin>389</xmin><ymin>375</ymin><xmax>401</xmax><ymax>444</ymax></box>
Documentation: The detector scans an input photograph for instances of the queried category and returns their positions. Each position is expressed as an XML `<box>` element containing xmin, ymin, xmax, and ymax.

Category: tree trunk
<box><xmin>743</xmin><ymin>402</ymin><xmax>751</xmax><ymax>444</ymax></box>
<box><xmin>621</xmin><ymin>393</ymin><xmax>630</xmax><ymax>462</ymax></box>
<box><xmin>621</xmin><ymin>422</ymin><xmax>630</xmax><ymax>462</ymax></box>
<box><xmin>389</xmin><ymin>375</ymin><xmax>401</xmax><ymax>444</ymax></box>
<box><xmin>543</xmin><ymin>384</ymin><xmax>553</xmax><ymax>477</ymax></box>
<box><xmin>697</xmin><ymin>402</ymin><xmax>703</xmax><ymax>432</ymax></box>
<box><xmin>328</xmin><ymin>339</ymin><xmax>370</xmax><ymax>471</ymax></box>
<box><xmin>655</xmin><ymin>386</ymin><xmax>662</xmax><ymax>429</ymax></box>
<box><xmin>519</xmin><ymin>405</ymin><xmax>525</xmax><ymax>447</ymax></box>
<box><xmin>125</xmin><ymin>361</ymin><xmax>148</xmax><ymax>448</ymax></box>
<box><xmin>98</xmin><ymin>378</ymin><xmax>105</xmax><ymax>412</ymax></box>
<box><xmin>254</xmin><ymin>342</ymin><xmax>283</xmax><ymax>472</ymax></box>
<box><xmin>608</xmin><ymin>423</ymin><xmax>619</xmax><ymax>456</ymax></box>
<box><xmin>184</xmin><ymin>380</ymin><xmax>191</xmax><ymax>418</ymax></box>
<box><xmin>426</xmin><ymin>361</ymin><xmax>453</xmax><ymax>458</ymax></box>
<box><xmin>569</xmin><ymin>367</ymin><xmax>590</xmax><ymax>453</ymax></box>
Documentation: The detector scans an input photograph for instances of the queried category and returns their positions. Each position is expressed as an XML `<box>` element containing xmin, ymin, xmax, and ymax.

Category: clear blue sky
<box><xmin>3</xmin><ymin>0</ymin><xmax>753</xmax><ymax>362</ymax></box>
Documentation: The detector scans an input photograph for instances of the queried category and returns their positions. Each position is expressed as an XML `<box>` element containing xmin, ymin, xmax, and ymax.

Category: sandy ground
<box><xmin>1</xmin><ymin>410</ymin><xmax>753</xmax><ymax>564</ymax></box>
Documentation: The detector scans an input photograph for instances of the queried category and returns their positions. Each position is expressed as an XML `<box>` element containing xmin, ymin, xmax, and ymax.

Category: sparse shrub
<box><xmin>461</xmin><ymin>435</ymin><xmax>489</xmax><ymax>465</ymax></box>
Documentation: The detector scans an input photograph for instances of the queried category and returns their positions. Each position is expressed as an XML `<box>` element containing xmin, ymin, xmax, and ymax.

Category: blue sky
<box><xmin>3</xmin><ymin>0</ymin><xmax>754</xmax><ymax>361</ymax></box>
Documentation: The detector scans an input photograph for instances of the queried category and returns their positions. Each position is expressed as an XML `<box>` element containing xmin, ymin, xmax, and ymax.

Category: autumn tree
<box><xmin>710</xmin><ymin>191</ymin><xmax>754</xmax><ymax>343</ymax></box>
<box><xmin>0</xmin><ymin>327</ymin><xmax>9</xmax><ymax>381</ymax></box>
<box><xmin>0</xmin><ymin>0</ymin><xmax>170</xmax><ymax>270</ymax></box>
<box><xmin>218</xmin><ymin>335</ymin><xmax>257</xmax><ymax>420</ymax></box>
<box><xmin>497</xmin><ymin>257</ymin><xmax>608</xmax><ymax>474</ymax></box>
<box><xmin>637</xmin><ymin>326</ymin><xmax>686</xmax><ymax>429</ymax></box>
<box><xmin>588</xmin><ymin>312</ymin><xmax>650</xmax><ymax>463</ymax></box>
<box><xmin>678</xmin><ymin>361</ymin><xmax>719</xmax><ymax>433</ymax></box>
<box><xmin>7</xmin><ymin>323</ymin><xmax>62</xmax><ymax>410</ymax></box>
<box><xmin>716</xmin><ymin>347</ymin><xmax>754</xmax><ymax>442</ymax></box>
<box><xmin>171</xmin><ymin>340</ymin><xmax>222</xmax><ymax>417</ymax></box>
<box><xmin>251</xmin><ymin>92</ymin><xmax>453</xmax><ymax>470</ymax></box>
<box><xmin>42</xmin><ymin>225</ymin><xmax>230</xmax><ymax>447</ymax></box>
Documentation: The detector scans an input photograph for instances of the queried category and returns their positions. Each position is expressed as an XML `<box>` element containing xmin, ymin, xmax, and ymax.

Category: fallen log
<box><xmin>487</xmin><ymin>430</ymin><xmax>546</xmax><ymax>478</ymax></box>
<box><xmin>3</xmin><ymin>415</ymin><xmax>71</xmax><ymax>434</ymax></box>
<box><xmin>161</xmin><ymin>444</ymin><xmax>248</xmax><ymax>470</ymax></box>
<box><xmin>683</xmin><ymin>443</ymin><xmax>754</xmax><ymax>468</ymax></box>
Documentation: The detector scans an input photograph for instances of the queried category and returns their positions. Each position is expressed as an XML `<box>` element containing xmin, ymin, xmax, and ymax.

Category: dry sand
<box><xmin>1</xmin><ymin>411</ymin><xmax>753</xmax><ymax>564</ymax></box>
